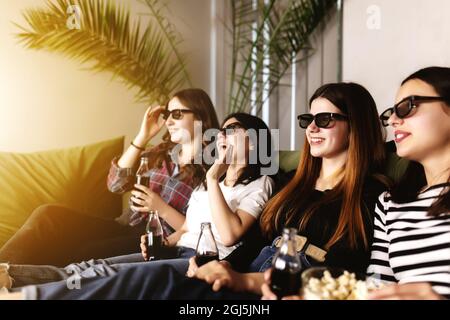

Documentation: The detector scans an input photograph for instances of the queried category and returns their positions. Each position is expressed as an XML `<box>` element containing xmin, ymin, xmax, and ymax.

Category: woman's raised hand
<box><xmin>206</xmin><ymin>145</ymin><xmax>233</xmax><ymax>182</ymax></box>
<box><xmin>135</xmin><ymin>106</ymin><xmax>166</xmax><ymax>144</ymax></box>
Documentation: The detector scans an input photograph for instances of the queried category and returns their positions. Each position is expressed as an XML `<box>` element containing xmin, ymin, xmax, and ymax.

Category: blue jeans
<box><xmin>21</xmin><ymin>242</ymin><xmax>312</xmax><ymax>300</ymax></box>
<box><xmin>248</xmin><ymin>237</ymin><xmax>313</xmax><ymax>272</ymax></box>
<box><xmin>23</xmin><ymin>263</ymin><xmax>259</xmax><ymax>300</ymax></box>
<box><xmin>9</xmin><ymin>247</ymin><xmax>195</xmax><ymax>288</ymax></box>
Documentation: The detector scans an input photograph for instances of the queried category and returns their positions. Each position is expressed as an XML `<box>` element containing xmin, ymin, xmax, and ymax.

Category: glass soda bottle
<box><xmin>129</xmin><ymin>157</ymin><xmax>150</xmax><ymax>213</ymax></box>
<box><xmin>135</xmin><ymin>156</ymin><xmax>150</xmax><ymax>189</ymax></box>
<box><xmin>145</xmin><ymin>210</ymin><xmax>164</xmax><ymax>261</ymax></box>
<box><xmin>270</xmin><ymin>228</ymin><xmax>302</xmax><ymax>298</ymax></box>
<box><xmin>195</xmin><ymin>222</ymin><xmax>219</xmax><ymax>266</ymax></box>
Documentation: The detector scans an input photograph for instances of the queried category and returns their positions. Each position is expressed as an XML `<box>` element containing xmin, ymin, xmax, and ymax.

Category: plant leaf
<box><xmin>14</xmin><ymin>0</ymin><xmax>191</xmax><ymax>105</ymax></box>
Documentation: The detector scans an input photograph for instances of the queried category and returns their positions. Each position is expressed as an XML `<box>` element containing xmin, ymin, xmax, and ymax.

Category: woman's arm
<box><xmin>368</xmin><ymin>283</ymin><xmax>445</xmax><ymax>300</ymax></box>
<box><xmin>108</xmin><ymin>106</ymin><xmax>165</xmax><ymax>193</ymax></box>
<box><xmin>157</xmin><ymin>201</ymin><xmax>186</xmax><ymax>231</ymax></box>
<box><xmin>118</xmin><ymin>106</ymin><xmax>165</xmax><ymax>169</ymax></box>
<box><xmin>188</xmin><ymin>258</ymin><xmax>265</xmax><ymax>295</ymax></box>
<box><xmin>206</xmin><ymin>176</ymin><xmax>256</xmax><ymax>246</ymax></box>
<box><xmin>166</xmin><ymin>221</ymin><xmax>189</xmax><ymax>246</ymax></box>
<box><xmin>131</xmin><ymin>184</ymin><xmax>186</xmax><ymax>231</ymax></box>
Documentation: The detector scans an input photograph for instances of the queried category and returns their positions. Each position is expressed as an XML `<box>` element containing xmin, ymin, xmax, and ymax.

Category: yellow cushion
<box><xmin>0</xmin><ymin>137</ymin><xmax>124</xmax><ymax>247</ymax></box>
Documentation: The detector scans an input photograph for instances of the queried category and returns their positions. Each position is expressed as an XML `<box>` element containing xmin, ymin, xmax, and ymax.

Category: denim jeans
<box><xmin>9</xmin><ymin>247</ymin><xmax>195</xmax><ymax>288</ymax></box>
<box><xmin>248</xmin><ymin>237</ymin><xmax>313</xmax><ymax>272</ymax></box>
<box><xmin>23</xmin><ymin>262</ymin><xmax>258</xmax><ymax>300</ymax></box>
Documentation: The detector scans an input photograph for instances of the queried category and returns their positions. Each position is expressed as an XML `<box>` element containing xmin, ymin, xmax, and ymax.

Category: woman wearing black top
<box><xmin>0</xmin><ymin>82</ymin><xmax>388</xmax><ymax>300</ymax></box>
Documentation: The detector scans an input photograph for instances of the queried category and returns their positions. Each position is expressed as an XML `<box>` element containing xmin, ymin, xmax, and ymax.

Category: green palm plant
<box><xmin>15</xmin><ymin>0</ymin><xmax>192</xmax><ymax>105</ymax></box>
<box><xmin>228</xmin><ymin>0</ymin><xmax>338</xmax><ymax>114</ymax></box>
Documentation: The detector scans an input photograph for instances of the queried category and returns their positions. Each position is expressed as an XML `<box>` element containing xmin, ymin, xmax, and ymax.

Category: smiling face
<box><xmin>165</xmin><ymin>97</ymin><xmax>196</xmax><ymax>144</ymax></box>
<box><xmin>216</xmin><ymin>117</ymin><xmax>249</xmax><ymax>165</ymax></box>
<box><xmin>306</xmin><ymin>98</ymin><xmax>349</xmax><ymax>160</ymax></box>
<box><xmin>389</xmin><ymin>79</ymin><xmax>450</xmax><ymax>162</ymax></box>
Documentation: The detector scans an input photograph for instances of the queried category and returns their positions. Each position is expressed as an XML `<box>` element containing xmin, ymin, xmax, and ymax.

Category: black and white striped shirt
<box><xmin>367</xmin><ymin>183</ymin><xmax>450</xmax><ymax>299</ymax></box>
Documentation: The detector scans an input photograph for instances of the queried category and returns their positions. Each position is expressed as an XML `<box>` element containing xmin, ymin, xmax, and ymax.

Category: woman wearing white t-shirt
<box><xmin>164</xmin><ymin>113</ymin><xmax>274</xmax><ymax>259</ymax></box>
<box><xmin>0</xmin><ymin>113</ymin><xmax>274</xmax><ymax>291</ymax></box>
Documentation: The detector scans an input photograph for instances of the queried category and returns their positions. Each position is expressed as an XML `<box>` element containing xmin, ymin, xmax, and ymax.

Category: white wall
<box><xmin>343</xmin><ymin>0</ymin><xmax>450</xmax><ymax>116</ymax></box>
<box><xmin>280</xmin><ymin>0</ymin><xmax>450</xmax><ymax>149</ymax></box>
<box><xmin>277</xmin><ymin>7</ymin><xmax>341</xmax><ymax>150</ymax></box>
<box><xmin>3</xmin><ymin>0</ymin><xmax>448</xmax><ymax>153</ymax></box>
<box><xmin>0</xmin><ymin>0</ymin><xmax>212</xmax><ymax>152</ymax></box>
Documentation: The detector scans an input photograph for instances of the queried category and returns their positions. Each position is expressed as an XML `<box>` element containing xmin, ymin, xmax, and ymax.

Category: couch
<box><xmin>0</xmin><ymin>138</ymin><xmax>407</xmax><ymax>248</ymax></box>
<box><xmin>0</xmin><ymin>137</ymin><xmax>124</xmax><ymax>247</ymax></box>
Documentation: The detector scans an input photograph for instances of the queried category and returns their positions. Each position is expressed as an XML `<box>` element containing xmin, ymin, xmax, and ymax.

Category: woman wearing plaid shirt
<box><xmin>0</xmin><ymin>88</ymin><xmax>220</xmax><ymax>269</ymax></box>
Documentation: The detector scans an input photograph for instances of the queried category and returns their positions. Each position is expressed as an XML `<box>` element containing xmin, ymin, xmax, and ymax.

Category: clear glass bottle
<box><xmin>129</xmin><ymin>157</ymin><xmax>150</xmax><ymax>213</ymax></box>
<box><xmin>270</xmin><ymin>228</ymin><xmax>302</xmax><ymax>298</ymax></box>
<box><xmin>195</xmin><ymin>222</ymin><xmax>219</xmax><ymax>266</ymax></box>
<box><xmin>145</xmin><ymin>210</ymin><xmax>163</xmax><ymax>261</ymax></box>
<box><xmin>135</xmin><ymin>157</ymin><xmax>150</xmax><ymax>187</ymax></box>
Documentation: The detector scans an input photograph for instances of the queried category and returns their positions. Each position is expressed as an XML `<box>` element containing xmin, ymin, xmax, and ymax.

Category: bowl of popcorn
<box><xmin>301</xmin><ymin>267</ymin><xmax>371</xmax><ymax>300</ymax></box>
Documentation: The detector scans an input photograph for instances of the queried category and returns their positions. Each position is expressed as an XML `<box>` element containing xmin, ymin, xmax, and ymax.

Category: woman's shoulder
<box><xmin>376</xmin><ymin>182</ymin><xmax>449</xmax><ymax>207</ymax></box>
<box><xmin>235</xmin><ymin>175</ymin><xmax>275</xmax><ymax>198</ymax></box>
<box><xmin>248</xmin><ymin>175</ymin><xmax>275</xmax><ymax>190</ymax></box>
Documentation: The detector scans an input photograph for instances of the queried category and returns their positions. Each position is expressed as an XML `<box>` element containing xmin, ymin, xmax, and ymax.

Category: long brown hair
<box><xmin>150</xmin><ymin>88</ymin><xmax>220</xmax><ymax>188</ymax></box>
<box><xmin>390</xmin><ymin>67</ymin><xmax>450</xmax><ymax>216</ymax></box>
<box><xmin>260</xmin><ymin>83</ymin><xmax>386</xmax><ymax>250</ymax></box>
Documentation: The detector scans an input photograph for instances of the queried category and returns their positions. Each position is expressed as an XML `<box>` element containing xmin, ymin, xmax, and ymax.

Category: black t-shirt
<box><xmin>225</xmin><ymin>173</ymin><xmax>386</xmax><ymax>274</ymax></box>
<box><xmin>278</xmin><ymin>176</ymin><xmax>386</xmax><ymax>274</ymax></box>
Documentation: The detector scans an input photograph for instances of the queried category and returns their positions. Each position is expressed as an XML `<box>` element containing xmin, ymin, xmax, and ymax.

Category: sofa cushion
<box><xmin>0</xmin><ymin>137</ymin><xmax>124</xmax><ymax>247</ymax></box>
<box><xmin>279</xmin><ymin>151</ymin><xmax>300</xmax><ymax>172</ymax></box>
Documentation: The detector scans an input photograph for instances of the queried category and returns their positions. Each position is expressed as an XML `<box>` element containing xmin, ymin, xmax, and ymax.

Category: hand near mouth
<box><xmin>206</xmin><ymin>145</ymin><xmax>233</xmax><ymax>181</ymax></box>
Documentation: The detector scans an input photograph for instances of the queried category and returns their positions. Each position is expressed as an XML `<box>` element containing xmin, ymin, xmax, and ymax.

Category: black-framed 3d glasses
<box><xmin>297</xmin><ymin>112</ymin><xmax>348</xmax><ymax>129</ymax></box>
<box><xmin>162</xmin><ymin>109</ymin><xmax>195</xmax><ymax>120</ymax></box>
<box><xmin>218</xmin><ymin>123</ymin><xmax>245</xmax><ymax>136</ymax></box>
<box><xmin>379</xmin><ymin>95</ymin><xmax>449</xmax><ymax>126</ymax></box>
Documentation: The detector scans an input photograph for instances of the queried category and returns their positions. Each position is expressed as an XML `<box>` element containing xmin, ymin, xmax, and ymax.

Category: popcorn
<box><xmin>303</xmin><ymin>270</ymin><xmax>370</xmax><ymax>300</ymax></box>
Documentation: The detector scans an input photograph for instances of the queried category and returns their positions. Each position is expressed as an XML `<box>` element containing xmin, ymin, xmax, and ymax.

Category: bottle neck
<box><xmin>279</xmin><ymin>230</ymin><xmax>297</xmax><ymax>255</ymax></box>
<box><xmin>139</xmin><ymin>159</ymin><xmax>148</xmax><ymax>166</ymax></box>
<box><xmin>201</xmin><ymin>223</ymin><xmax>212</xmax><ymax>232</ymax></box>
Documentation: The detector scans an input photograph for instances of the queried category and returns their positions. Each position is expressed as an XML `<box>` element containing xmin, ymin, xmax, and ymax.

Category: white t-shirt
<box><xmin>177</xmin><ymin>175</ymin><xmax>274</xmax><ymax>259</ymax></box>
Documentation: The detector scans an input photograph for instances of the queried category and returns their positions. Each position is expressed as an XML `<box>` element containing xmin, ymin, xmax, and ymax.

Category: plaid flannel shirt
<box><xmin>107</xmin><ymin>149</ymin><xmax>194</xmax><ymax>236</ymax></box>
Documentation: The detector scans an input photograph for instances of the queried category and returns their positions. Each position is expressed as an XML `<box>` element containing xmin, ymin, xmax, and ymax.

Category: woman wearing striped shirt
<box><xmin>368</xmin><ymin>66</ymin><xmax>450</xmax><ymax>300</ymax></box>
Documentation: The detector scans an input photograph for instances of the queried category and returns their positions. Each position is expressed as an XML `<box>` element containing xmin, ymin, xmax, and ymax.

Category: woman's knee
<box><xmin>27</xmin><ymin>204</ymin><xmax>83</xmax><ymax>226</ymax></box>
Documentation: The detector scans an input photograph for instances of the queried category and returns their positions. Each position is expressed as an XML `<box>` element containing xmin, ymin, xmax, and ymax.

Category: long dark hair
<box><xmin>151</xmin><ymin>88</ymin><xmax>220</xmax><ymax>188</ymax></box>
<box><xmin>390</xmin><ymin>67</ymin><xmax>450</xmax><ymax>216</ymax></box>
<box><xmin>260</xmin><ymin>83</ymin><xmax>386</xmax><ymax>250</ymax></box>
<box><xmin>219</xmin><ymin>112</ymin><xmax>273</xmax><ymax>186</ymax></box>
